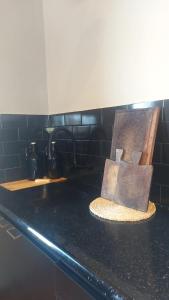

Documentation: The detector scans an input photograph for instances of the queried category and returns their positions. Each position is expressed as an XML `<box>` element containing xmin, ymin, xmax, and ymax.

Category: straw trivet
<box><xmin>89</xmin><ymin>197</ymin><xmax>156</xmax><ymax>222</ymax></box>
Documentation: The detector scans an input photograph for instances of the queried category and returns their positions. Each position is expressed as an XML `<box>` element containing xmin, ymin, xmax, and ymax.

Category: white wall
<box><xmin>1</xmin><ymin>1</ymin><xmax>169</xmax><ymax>115</ymax></box>
<box><xmin>0</xmin><ymin>0</ymin><xmax>48</xmax><ymax>114</ymax></box>
<box><xmin>43</xmin><ymin>0</ymin><xmax>169</xmax><ymax>114</ymax></box>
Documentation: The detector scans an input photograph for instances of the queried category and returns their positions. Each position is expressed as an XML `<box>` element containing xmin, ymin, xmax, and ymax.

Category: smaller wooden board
<box><xmin>101</xmin><ymin>159</ymin><xmax>153</xmax><ymax>212</ymax></box>
<box><xmin>0</xmin><ymin>178</ymin><xmax>67</xmax><ymax>191</ymax></box>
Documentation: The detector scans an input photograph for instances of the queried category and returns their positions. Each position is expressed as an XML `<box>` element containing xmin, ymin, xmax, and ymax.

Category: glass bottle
<box><xmin>27</xmin><ymin>142</ymin><xmax>39</xmax><ymax>180</ymax></box>
<box><xmin>47</xmin><ymin>141</ymin><xmax>62</xmax><ymax>179</ymax></box>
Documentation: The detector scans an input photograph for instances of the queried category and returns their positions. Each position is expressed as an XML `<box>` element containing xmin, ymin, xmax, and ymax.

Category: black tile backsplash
<box><xmin>3</xmin><ymin>141</ymin><xmax>26</xmax><ymax>155</ymax></box>
<box><xmin>49</xmin><ymin>114</ymin><xmax>64</xmax><ymax>127</ymax></box>
<box><xmin>73</xmin><ymin>126</ymin><xmax>90</xmax><ymax>140</ymax></box>
<box><xmin>1</xmin><ymin>99</ymin><xmax>169</xmax><ymax>205</ymax></box>
<box><xmin>82</xmin><ymin>109</ymin><xmax>100</xmax><ymax>125</ymax></box>
<box><xmin>5</xmin><ymin>167</ymin><xmax>28</xmax><ymax>182</ymax></box>
<box><xmin>0</xmin><ymin>155</ymin><xmax>19</xmax><ymax>169</ymax></box>
<box><xmin>1</xmin><ymin>114</ymin><xmax>27</xmax><ymax>128</ymax></box>
<box><xmin>19</xmin><ymin>127</ymin><xmax>43</xmax><ymax>141</ymax></box>
<box><xmin>161</xmin><ymin>144</ymin><xmax>169</xmax><ymax>164</ymax></box>
<box><xmin>0</xmin><ymin>143</ymin><xmax>4</xmax><ymax>155</ymax></box>
<box><xmin>0</xmin><ymin>169</ymin><xmax>6</xmax><ymax>183</ymax></box>
<box><xmin>0</xmin><ymin>115</ymin><xmax>48</xmax><ymax>183</ymax></box>
<box><xmin>90</xmin><ymin>126</ymin><xmax>106</xmax><ymax>140</ymax></box>
<box><xmin>65</xmin><ymin>113</ymin><xmax>81</xmax><ymax>126</ymax></box>
<box><xmin>0</xmin><ymin>128</ymin><xmax>18</xmax><ymax>142</ymax></box>
<box><xmin>52</xmin><ymin>126</ymin><xmax>73</xmax><ymax>140</ymax></box>
<box><xmin>161</xmin><ymin>185</ymin><xmax>169</xmax><ymax>205</ymax></box>
<box><xmin>27</xmin><ymin>115</ymin><xmax>48</xmax><ymax>128</ymax></box>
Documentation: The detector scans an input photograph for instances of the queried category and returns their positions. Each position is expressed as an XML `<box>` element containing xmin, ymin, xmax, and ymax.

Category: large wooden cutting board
<box><xmin>110</xmin><ymin>108</ymin><xmax>160</xmax><ymax>165</ymax></box>
<box><xmin>101</xmin><ymin>159</ymin><xmax>153</xmax><ymax>212</ymax></box>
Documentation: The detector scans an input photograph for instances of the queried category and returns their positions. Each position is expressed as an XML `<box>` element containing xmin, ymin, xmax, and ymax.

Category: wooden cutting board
<box><xmin>101</xmin><ymin>152</ymin><xmax>153</xmax><ymax>212</ymax></box>
<box><xmin>0</xmin><ymin>178</ymin><xmax>67</xmax><ymax>191</ymax></box>
<box><xmin>110</xmin><ymin>107</ymin><xmax>160</xmax><ymax>165</ymax></box>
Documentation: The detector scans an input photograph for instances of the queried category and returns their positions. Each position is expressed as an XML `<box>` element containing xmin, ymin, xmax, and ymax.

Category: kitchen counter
<box><xmin>0</xmin><ymin>174</ymin><xmax>169</xmax><ymax>300</ymax></box>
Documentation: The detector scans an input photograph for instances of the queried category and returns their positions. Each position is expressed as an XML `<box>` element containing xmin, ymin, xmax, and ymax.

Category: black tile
<box><xmin>19</xmin><ymin>128</ymin><xmax>43</xmax><ymax>141</ymax></box>
<box><xmin>76</xmin><ymin>154</ymin><xmax>105</xmax><ymax>170</ymax></box>
<box><xmin>55</xmin><ymin>140</ymin><xmax>73</xmax><ymax>153</ymax></box>
<box><xmin>36</xmin><ymin>140</ymin><xmax>48</xmax><ymax>152</ymax></box>
<box><xmin>90</xmin><ymin>126</ymin><xmax>106</xmax><ymax>140</ymax></box>
<box><xmin>75</xmin><ymin>141</ymin><xmax>89</xmax><ymax>155</ymax></box>
<box><xmin>0</xmin><ymin>155</ymin><xmax>19</xmax><ymax>169</ymax></box>
<box><xmin>161</xmin><ymin>144</ymin><xmax>169</xmax><ymax>164</ymax></box>
<box><xmin>61</xmin><ymin>152</ymin><xmax>74</xmax><ymax>176</ymax></box>
<box><xmin>76</xmin><ymin>154</ymin><xmax>91</xmax><ymax>167</ymax></box>
<box><xmin>161</xmin><ymin>185</ymin><xmax>169</xmax><ymax>205</ymax></box>
<box><xmin>153</xmin><ymin>143</ymin><xmax>161</xmax><ymax>163</ymax></box>
<box><xmin>0</xmin><ymin>143</ymin><xmax>4</xmax><ymax>155</ymax></box>
<box><xmin>5</xmin><ymin>167</ymin><xmax>28</xmax><ymax>182</ymax></box>
<box><xmin>73</xmin><ymin>126</ymin><xmax>90</xmax><ymax>140</ymax></box>
<box><xmin>0</xmin><ymin>128</ymin><xmax>18</xmax><ymax>142</ymax></box>
<box><xmin>49</xmin><ymin>114</ymin><xmax>64</xmax><ymax>127</ymax></box>
<box><xmin>1</xmin><ymin>114</ymin><xmax>27</xmax><ymax>128</ymax></box>
<box><xmin>3</xmin><ymin>141</ymin><xmax>26</xmax><ymax>155</ymax></box>
<box><xmin>150</xmin><ymin>184</ymin><xmax>161</xmax><ymax>203</ymax></box>
<box><xmin>153</xmin><ymin>164</ymin><xmax>169</xmax><ymax>185</ymax></box>
<box><xmin>101</xmin><ymin>141</ymin><xmax>111</xmax><ymax>157</ymax></box>
<box><xmin>88</xmin><ymin>141</ymin><xmax>102</xmax><ymax>156</ymax></box>
<box><xmin>101</xmin><ymin>108</ymin><xmax>115</xmax><ymax>140</ymax></box>
<box><xmin>0</xmin><ymin>169</ymin><xmax>5</xmax><ymax>183</ymax></box>
<box><xmin>103</xmin><ymin>125</ymin><xmax>113</xmax><ymax>140</ymax></box>
<box><xmin>88</xmin><ymin>155</ymin><xmax>105</xmax><ymax>171</ymax></box>
<box><xmin>27</xmin><ymin>115</ymin><xmax>49</xmax><ymax>128</ymax></box>
<box><xmin>157</xmin><ymin>122</ymin><xmax>169</xmax><ymax>143</ymax></box>
<box><xmin>82</xmin><ymin>109</ymin><xmax>101</xmax><ymax>125</ymax></box>
<box><xmin>52</xmin><ymin>127</ymin><xmax>73</xmax><ymax>140</ymax></box>
<box><xmin>64</xmin><ymin>113</ymin><xmax>81</xmax><ymax>126</ymax></box>
<box><xmin>114</xmin><ymin>105</ymin><xmax>128</xmax><ymax>110</ymax></box>
<box><xmin>19</xmin><ymin>153</ymin><xmax>27</xmax><ymax>167</ymax></box>
<box><xmin>163</xmin><ymin>100</ymin><xmax>169</xmax><ymax>122</ymax></box>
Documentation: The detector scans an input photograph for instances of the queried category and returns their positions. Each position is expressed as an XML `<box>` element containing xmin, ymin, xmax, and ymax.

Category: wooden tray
<box><xmin>0</xmin><ymin>178</ymin><xmax>67</xmax><ymax>191</ymax></box>
<box><xmin>110</xmin><ymin>108</ymin><xmax>160</xmax><ymax>165</ymax></box>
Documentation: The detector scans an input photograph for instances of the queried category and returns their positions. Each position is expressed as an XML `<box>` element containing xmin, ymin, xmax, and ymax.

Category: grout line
<box><xmin>162</xmin><ymin>100</ymin><xmax>164</xmax><ymax>122</ymax></box>
<box><xmin>160</xmin><ymin>184</ymin><xmax>162</xmax><ymax>203</ymax></box>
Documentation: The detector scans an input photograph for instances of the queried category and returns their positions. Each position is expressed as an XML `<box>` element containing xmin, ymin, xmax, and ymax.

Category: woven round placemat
<box><xmin>89</xmin><ymin>197</ymin><xmax>156</xmax><ymax>222</ymax></box>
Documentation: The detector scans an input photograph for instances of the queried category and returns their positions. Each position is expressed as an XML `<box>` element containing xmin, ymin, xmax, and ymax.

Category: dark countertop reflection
<box><xmin>0</xmin><ymin>173</ymin><xmax>168</xmax><ymax>300</ymax></box>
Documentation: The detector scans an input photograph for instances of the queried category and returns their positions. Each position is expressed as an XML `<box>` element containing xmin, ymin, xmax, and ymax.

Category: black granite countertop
<box><xmin>0</xmin><ymin>174</ymin><xmax>169</xmax><ymax>300</ymax></box>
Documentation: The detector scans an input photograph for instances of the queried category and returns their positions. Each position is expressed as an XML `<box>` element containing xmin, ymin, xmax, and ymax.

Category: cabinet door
<box><xmin>55</xmin><ymin>266</ymin><xmax>91</xmax><ymax>300</ymax></box>
<box><xmin>0</xmin><ymin>218</ymin><xmax>56</xmax><ymax>300</ymax></box>
<box><xmin>0</xmin><ymin>217</ymin><xmax>91</xmax><ymax>300</ymax></box>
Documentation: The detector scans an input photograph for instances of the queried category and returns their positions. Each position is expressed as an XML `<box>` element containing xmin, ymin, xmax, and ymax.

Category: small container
<box><xmin>26</xmin><ymin>142</ymin><xmax>39</xmax><ymax>180</ymax></box>
<box><xmin>47</xmin><ymin>141</ymin><xmax>62</xmax><ymax>179</ymax></box>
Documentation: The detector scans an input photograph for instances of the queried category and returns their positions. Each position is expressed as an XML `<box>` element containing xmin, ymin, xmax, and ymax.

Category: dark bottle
<box><xmin>26</xmin><ymin>142</ymin><xmax>39</xmax><ymax>180</ymax></box>
<box><xmin>47</xmin><ymin>141</ymin><xmax>62</xmax><ymax>179</ymax></box>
